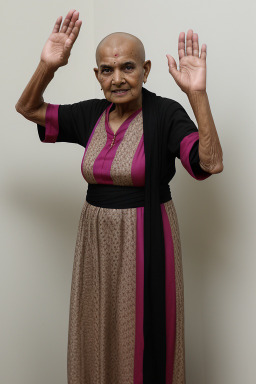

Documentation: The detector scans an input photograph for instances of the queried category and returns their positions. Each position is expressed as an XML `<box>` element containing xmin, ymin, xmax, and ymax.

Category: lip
<box><xmin>112</xmin><ymin>89</ymin><xmax>130</xmax><ymax>95</ymax></box>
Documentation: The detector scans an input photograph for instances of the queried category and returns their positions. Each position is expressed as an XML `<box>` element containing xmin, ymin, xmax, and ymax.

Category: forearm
<box><xmin>15</xmin><ymin>60</ymin><xmax>56</xmax><ymax>116</ymax></box>
<box><xmin>187</xmin><ymin>90</ymin><xmax>224</xmax><ymax>174</ymax></box>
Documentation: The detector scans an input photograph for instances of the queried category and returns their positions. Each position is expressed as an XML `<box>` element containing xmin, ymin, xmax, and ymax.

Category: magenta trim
<box><xmin>134</xmin><ymin>207</ymin><xmax>144</xmax><ymax>384</ymax></box>
<box><xmin>180</xmin><ymin>132</ymin><xmax>211</xmax><ymax>180</ymax></box>
<box><xmin>43</xmin><ymin>103</ymin><xmax>59</xmax><ymax>143</ymax></box>
<box><xmin>161</xmin><ymin>203</ymin><xmax>176</xmax><ymax>384</ymax></box>
<box><xmin>80</xmin><ymin>109</ymin><xmax>106</xmax><ymax>181</ymax></box>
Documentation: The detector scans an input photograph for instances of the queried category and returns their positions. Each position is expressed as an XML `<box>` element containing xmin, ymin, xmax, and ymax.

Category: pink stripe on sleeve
<box><xmin>180</xmin><ymin>131</ymin><xmax>211</xmax><ymax>180</ymax></box>
<box><xmin>43</xmin><ymin>103</ymin><xmax>60</xmax><ymax>143</ymax></box>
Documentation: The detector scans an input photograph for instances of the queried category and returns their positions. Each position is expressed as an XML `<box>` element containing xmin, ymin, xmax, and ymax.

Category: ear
<box><xmin>143</xmin><ymin>60</ymin><xmax>151</xmax><ymax>82</ymax></box>
<box><xmin>93</xmin><ymin>67</ymin><xmax>99</xmax><ymax>82</ymax></box>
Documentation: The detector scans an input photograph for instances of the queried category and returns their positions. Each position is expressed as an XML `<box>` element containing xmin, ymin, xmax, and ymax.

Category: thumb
<box><xmin>166</xmin><ymin>54</ymin><xmax>180</xmax><ymax>81</ymax></box>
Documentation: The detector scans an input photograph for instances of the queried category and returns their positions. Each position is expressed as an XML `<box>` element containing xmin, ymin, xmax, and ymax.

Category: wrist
<box><xmin>187</xmin><ymin>89</ymin><xmax>207</xmax><ymax>100</ymax></box>
<box><xmin>39</xmin><ymin>60</ymin><xmax>58</xmax><ymax>75</ymax></box>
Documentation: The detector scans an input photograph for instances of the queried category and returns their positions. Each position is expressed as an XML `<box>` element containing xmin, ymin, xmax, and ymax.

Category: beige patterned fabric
<box><xmin>164</xmin><ymin>200</ymin><xmax>186</xmax><ymax>384</ymax></box>
<box><xmin>67</xmin><ymin>200</ymin><xmax>137</xmax><ymax>384</ymax></box>
<box><xmin>82</xmin><ymin>111</ymin><xmax>108</xmax><ymax>184</ymax></box>
<box><xmin>67</xmin><ymin>198</ymin><xmax>185</xmax><ymax>384</ymax></box>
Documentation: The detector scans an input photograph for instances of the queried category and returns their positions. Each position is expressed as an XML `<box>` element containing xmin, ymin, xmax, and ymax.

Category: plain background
<box><xmin>1</xmin><ymin>0</ymin><xmax>256</xmax><ymax>383</ymax></box>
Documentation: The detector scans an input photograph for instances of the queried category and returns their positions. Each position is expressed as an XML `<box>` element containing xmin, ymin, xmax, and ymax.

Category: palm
<box><xmin>41</xmin><ymin>33</ymin><xmax>70</xmax><ymax>68</ymax></box>
<box><xmin>41</xmin><ymin>9</ymin><xmax>82</xmax><ymax>71</ymax></box>
<box><xmin>166</xmin><ymin>29</ymin><xmax>207</xmax><ymax>94</ymax></box>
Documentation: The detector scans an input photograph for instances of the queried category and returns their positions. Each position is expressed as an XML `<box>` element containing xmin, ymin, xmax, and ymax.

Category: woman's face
<box><xmin>94</xmin><ymin>38</ymin><xmax>151</xmax><ymax>106</ymax></box>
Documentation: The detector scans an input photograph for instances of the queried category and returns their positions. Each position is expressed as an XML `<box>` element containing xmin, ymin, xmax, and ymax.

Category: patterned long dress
<box><xmin>37</xmin><ymin>99</ymin><xmax>211</xmax><ymax>384</ymax></box>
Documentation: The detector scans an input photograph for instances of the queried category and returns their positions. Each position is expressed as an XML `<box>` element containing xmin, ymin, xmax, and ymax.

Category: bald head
<box><xmin>95</xmin><ymin>32</ymin><xmax>145</xmax><ymax>67</ymax></box>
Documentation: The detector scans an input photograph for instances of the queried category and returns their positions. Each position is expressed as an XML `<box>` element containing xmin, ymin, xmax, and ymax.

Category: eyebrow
<box><xmin>99</xmin><ymin>61</ymin><xmax>136</xmax><ymax>70</ymax></box>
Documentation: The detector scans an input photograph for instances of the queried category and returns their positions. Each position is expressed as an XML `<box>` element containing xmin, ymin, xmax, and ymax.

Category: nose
<box><xmin>112</xmin><ymin>69</ymin><xmax>125</xmax><ymax>85</ymax></box>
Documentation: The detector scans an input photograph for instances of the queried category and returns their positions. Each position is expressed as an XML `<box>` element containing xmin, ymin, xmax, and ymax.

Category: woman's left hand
<box><xmin>166</xmin><ymin>29</ymin><xmax>207</xmax><ymax>95</ymax></box>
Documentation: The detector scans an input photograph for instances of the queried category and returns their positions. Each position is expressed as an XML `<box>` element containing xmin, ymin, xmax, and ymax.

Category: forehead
<box><xmin>97</xmin><ymin>39</ymin><xmax>141</xmax><ymax>64</ymax></box>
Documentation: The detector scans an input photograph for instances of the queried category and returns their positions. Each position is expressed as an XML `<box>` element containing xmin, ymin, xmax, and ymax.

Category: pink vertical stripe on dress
<box><xmin>134</xmin><ymin>207</ymin><xmax>144</xmax><ymax>384</ymax></box>
<box><xmin>42</xmin><ymin>103</ymin><xmax>60</xmax><ymax>143</ymax></box>
<box><xmin>180</xmin><ymin>131</ymin><xmax>211</xmax><ymax>180</ymax></box>
<box><xmin>160</xmin><ymin>203</ymin><xmax>176</xmax><ymax>384</ymax></box>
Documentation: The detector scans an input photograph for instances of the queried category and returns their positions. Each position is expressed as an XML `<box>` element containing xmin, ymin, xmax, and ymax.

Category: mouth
<box><xmin>111</xmin><ymin>89</ymin><xmax>130</xmax><ymax>95</ymax></box>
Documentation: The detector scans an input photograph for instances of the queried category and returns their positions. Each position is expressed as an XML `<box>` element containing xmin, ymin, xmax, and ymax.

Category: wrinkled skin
<box><xmin>94</xmin><ymin>33</ymin><xmax>151</xmax><ymax>118</ymax></box>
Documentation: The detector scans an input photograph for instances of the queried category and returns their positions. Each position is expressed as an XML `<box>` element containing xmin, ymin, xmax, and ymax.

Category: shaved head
<box><xmin>93</xmin><ymin>32</ymin><xmax>151</xmax><ymax>109</ymax></box>
<box><xmin>95</xmin><ymin>32</ymin><xmax>145</xmax><ymax>66</ymax></box>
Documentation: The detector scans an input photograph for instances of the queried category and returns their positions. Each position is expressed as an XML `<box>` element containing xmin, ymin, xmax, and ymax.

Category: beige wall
<box><xmin>2</xmin><ymin>0</ymin><xmax>255</xmax><ymax>383</ymax></box>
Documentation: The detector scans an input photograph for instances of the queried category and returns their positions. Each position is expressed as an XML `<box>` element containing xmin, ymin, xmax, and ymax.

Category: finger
<box><xmin>64</xmin><ymin>38</ymin><xmax>73</xmax><ymax>53</ymax></box>
<box><xmin>178</xmin><ymin>32</ymin><xmax>185</xmax><ymax>60</ymax></box>
<box><xmin>200</xmin><ymin>44</ymin><xmax>207</xmax><ymax>60</ymax></box>
<box><xmin>166</xmin><ymin>54</ymin><xmax>181</xmax><ymax>82</ymax></box>
<box><xmin>66</xmin><ymin>11</ymin><xmax>79</xmax><ymax>37</ymax></box>
<box><xmin>60</xmin><ymin>9</ymin><xmax>77</xmax><ymax>33</ymax></box>
<box><xmin>52</xmin><ymin>16</ymin><xmax>62</xmax><ymax>34</ymax></box>
<box><xmin>186</xmin><ymin>29</ymin><xmax>193</xmax><ymax>56</ymax></box>
<box><xmin>66</xmin><ymin>20</ymin><xmax>83</xmax><ymax>46</ymax></box>
<box><xmin>192</xmin><ymin>33</ymin><xmax>199</xmax><ymax>57</ymax></box>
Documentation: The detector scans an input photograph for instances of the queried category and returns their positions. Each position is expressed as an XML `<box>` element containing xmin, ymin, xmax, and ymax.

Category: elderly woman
<box><xmin>15</xmin><ymin>8</ymin><xmax>223</xmax><ymax>384</ymax></box>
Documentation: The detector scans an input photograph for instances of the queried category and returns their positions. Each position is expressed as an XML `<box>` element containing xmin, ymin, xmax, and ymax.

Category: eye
<box><xmin>126</xmin><ymin>65</ymin><xmax>134</xmax><ymax>70</ymax></box>
<box><xmin>102</xmin><ymin>68</ymin><xmax>111</xmax><ymax>73</ymax></box>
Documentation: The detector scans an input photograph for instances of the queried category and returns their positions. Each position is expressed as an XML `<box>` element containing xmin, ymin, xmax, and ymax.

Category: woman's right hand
<box><xmin>40</xmin><ymin>9</ymin><xmax>82</xmax><ymax>71</ymax></box>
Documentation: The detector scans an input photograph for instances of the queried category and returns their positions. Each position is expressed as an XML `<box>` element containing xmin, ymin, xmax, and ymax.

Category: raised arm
<box><xmin>15</xmin><ymin>9</ymin><xmax>82</xmax><ymax>126</ymax></box>
<box><xmin>166</xmin><ymin>29</ymin><xmax>224</xmax><ymax>174</ymax></box>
